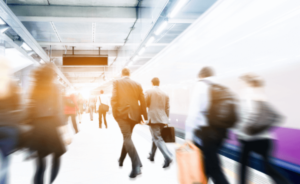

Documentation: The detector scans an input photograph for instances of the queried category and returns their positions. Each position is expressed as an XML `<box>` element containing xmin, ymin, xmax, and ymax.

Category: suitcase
<box><xmin>161</xmin><ymin>126</ymin><xmax>175</xmax><ymax>143</ymax></box>
<box><xmin>176</xmin><ymin>142</ymin><xmax>207</xmax><ymax>184</ymax></box>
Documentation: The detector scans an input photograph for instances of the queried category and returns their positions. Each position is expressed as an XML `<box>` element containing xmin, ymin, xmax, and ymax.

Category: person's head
<box><xmin>121</xmin><ymin>68</ymin><xmax>130</xmax><ymax>77</ymax></box>
<box><xmin>198</xmin><ymin>67</ymin><xmax>214</xmax><ymax>79</ymax></box>
<box><xmin>240</xmin><ymin>73</ymin><xmax>264</xmax><ymax>88</ymax></box>
<box><xmin>33</xmin><ymin>63</ymin><xmax>56</xmax><ymax>85</ymax></box>
<box><xmin>151</xmin><ymin>77</ymin><xmax>160</xmax><ymax>87</ymax></box>
<box><xmin>100</xmin><ymin>90</ymin><xmax>104</xmax><ymax>94</ymax></box>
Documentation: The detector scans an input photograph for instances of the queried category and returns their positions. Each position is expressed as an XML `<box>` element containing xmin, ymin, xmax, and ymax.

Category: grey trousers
<box><xmin>149</xmin><ymin>124</ymin><xmax>172</xmax><ymax>161</ymax></box>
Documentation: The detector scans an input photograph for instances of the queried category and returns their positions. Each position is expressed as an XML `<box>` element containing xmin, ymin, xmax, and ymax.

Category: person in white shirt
<box><xmin>98</xmin><ymin>90</ymin><xmax>109</xmax><ymax>128</ymax></box>
<box><xmin>236</xmin><ymin>74</ymin><xmax>291</xmax><ymax>184</ymax></box>
<box><xmin>185</xmin><ymin>67</ymin><xmax>229</xmax><ymax>184</ymax></box>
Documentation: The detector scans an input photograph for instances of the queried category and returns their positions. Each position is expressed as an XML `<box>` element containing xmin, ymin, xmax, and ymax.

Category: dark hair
<box><xmin>240</xmin><ymin>74</ymin><xmax>264</xmax><ymax>87</ymax></box>
<box><xmin>100</xmin><ymin>90</ymin><xmax>104</xmax><ymax>94</ymax></box>
<box><xmin>151</xmin><ymin>77</ymin><xmax>160</xmax><ymax>86</ymax></box>
<box><xmin>122</xmin><ymin>68</ymin><xmax>130</xmax><ymax>76</ymax></box>
<box><xmin>198</xmin><ymin>67</ymin><xmax>214</xmax><ymax>78</ymax></box>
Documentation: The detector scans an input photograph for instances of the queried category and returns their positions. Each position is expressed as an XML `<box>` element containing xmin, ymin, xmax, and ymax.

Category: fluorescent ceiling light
<box><xmin>138</xmin><ymin>47</ymin><xmax>145</xmax><ymax>55</ymax></box>
<box><xmin>145</xmin><ymin>37</ymin><xmax>155</xmax><ymax>47</ymax></box>
<box><xmin>40</xmin><ymin>59</ymin><xmax>45</xmax><ymax>64</ymax></box>
<box><xmin>168</xmin><ymin>0</ymin><xmax>188</xmax><ymax>18</ymax></box>
<box><xmin>132</xmin><ymin>56</ymin><xmax>138</xmax><ymax>61</ymax></box>
<box><xmin>155</xmin><ymin>21</ymin><xmax>168</xmax><ymax>35</ymax></box>
<box><xmin>0</xmin><ymin>18</ymin><xmax>6</xmax><ymax>25</ymax></box>
<box><xmin>21</xmin><ymin>43</ymin><xmax>32</xmax><ymax>51</ymax></box>
<box><xmin>128</xmin><ymin>61</ymin><xmax>134</xmax><ymax>66</ymax></box>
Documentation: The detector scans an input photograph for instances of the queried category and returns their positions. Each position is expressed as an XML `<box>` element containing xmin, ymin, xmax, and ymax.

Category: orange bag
<box><xmin>176</xmin><ymin>142</ymin><xmax>207</xmax><ymax>184</ymax></box>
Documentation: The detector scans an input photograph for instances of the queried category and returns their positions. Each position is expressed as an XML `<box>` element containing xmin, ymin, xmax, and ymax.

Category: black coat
<box><xmin>111</xmin><ymin>77</ymin><xmax>148</xmax><ymax>122</ymax></box>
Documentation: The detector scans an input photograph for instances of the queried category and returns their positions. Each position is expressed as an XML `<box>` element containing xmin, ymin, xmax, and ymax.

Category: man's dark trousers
<box><xmin>149</xmin><ymin>124</ymin><xmax>172</xmax><ymax>160</ymax></box>
<box><xmin>65</xmin><ymin>114</ymin><xmax>78</xmax><ymax>133</ymax></box>
<box><xmin>98</xmin><ymin>108</ymin><xmax>107</xmax><ymax>128</ymax></box>
<box><xmin>194</xmin><ymin>135</ymin><xmax>229</xmax><ymax>184</ymax></box>
<box><xmin>117</xmin><ymin>117</ymin><xmax>142</xmax><ymax>167</ymax></box>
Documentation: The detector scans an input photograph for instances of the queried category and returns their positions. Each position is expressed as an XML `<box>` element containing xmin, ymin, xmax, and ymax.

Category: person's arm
<box><xmin>185</xmin><ymin>82</ymin><xmax>209</xmax><ymax>141</ymax></box>
<box><xmin>111</xmin><ymin>80</ymin><xmax>118</xmax><ymax>119</ymax></box>
<box><xmin>165</xmin><ymin>95</ymin><xmax>170</xmax><ymax>117</ymax></box>
<box><xmin>138</xmin><ymin>84</ymin><xmax>148</xmax><ymax>121</ymax></box>
<box><xmin>144</xmin><ymin>90</ymin><xmax>151</xmax><ymax>109</ymax></box>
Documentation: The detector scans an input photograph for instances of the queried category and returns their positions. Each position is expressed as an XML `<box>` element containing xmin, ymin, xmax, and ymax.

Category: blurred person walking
<box><xmin>145</xmin><ymin>77</ymin><xmax>172</xmax><ymax>168</ymax></box>
<box><xmin>0</xmin><ymin>58</ymin><xmax>23</xmax><ymax>184</ymax></box>
<box><xmin>98</xmin><ymin>90</ymin><xmax>109</xmax><ymax>129</ymax></box>
<box><xmin>64</xmin><ymin>92</ymin><xmax>79</xmax><ymax>133</ymax></box>
<box><xmin>88</xmin><ymin>96</ymin><xmax>96</xmax><ymax>121</ymax></box>
<box><xmin>236</xmin><ymin>74</ymin><xmax>291</xmax><ymax>184</ymax></box>
<box><xmin>111</xmin><ymin>68</ymin><xmax>148</xmax><ymax>178</ymax></box>
<box><xmin>77</xmin><ymin>94</ymin><xmax>84</xmax><ymax>124</ymax></box>
<box><xmin>28</xmin><ymin>64</ymin><xmax>66</xmax><ymax>184</ymax></box>
<box><xmin>185</xmin><ymin>67</ymin><xmax>237</xmax><ymax>184</ymax></box>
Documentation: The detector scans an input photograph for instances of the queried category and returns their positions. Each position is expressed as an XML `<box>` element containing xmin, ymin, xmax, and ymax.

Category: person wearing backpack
<box><xmin>185</xmin><ymin>67</ymin><xmax>237</xmax><ymax>184</ymax></box>
<box><xmin>29</xmin><ymin>64</ymin><xmax>66</xmax><ymax>184</ymax></box>
<box><xmin>236</xmin><ymin>74</ymin><xmax>291</xmax><ymax>184</ymax></box>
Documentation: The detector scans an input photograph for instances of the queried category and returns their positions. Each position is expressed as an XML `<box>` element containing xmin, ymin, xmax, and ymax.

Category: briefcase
<box><xmin>161</xmin><ymin>126</ymin><xmax>175</xmax><ymax>143</ymax></box>
<box><xmin>100</xmin><ymin>104</ymin><xmax>109</xmax><ymax>112</ymax></box>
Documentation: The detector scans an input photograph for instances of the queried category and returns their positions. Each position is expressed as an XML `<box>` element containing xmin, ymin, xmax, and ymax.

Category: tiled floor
<box><xmin>8</xmin><ymin>113</ymin><xmax>271</xmax><ymax>184</ymax></box>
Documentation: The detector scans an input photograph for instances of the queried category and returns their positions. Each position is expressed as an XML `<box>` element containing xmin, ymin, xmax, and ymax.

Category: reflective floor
<box><xmin>8</xmin><ymin>113</ymin><xmax>272</xmax><ymax>184</ymax></box>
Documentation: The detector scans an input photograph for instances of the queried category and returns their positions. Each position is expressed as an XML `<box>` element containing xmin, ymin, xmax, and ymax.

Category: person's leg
<box><xmin>238</xmin><ymin>139</ymin><xmax>252</xmax><ymax>184</ymax></box>
<box><xmin>150</xmin><ymin>125</ymin><xmax>171</xmax><ymax>162</ymax></box>
<box><xmin>257</xmin><ymin>139</ymin><xmax>292</xmax><ymax>184</ymax></box>
<box><xmin>71</xmin><ymin>114</ymin><xmax>79</xmax><ymax>133</ymax></box>
<box><xmin>34</xmin><ymin>153</ymin><xmax>46</xmax><ymax>184</ymax></box>
<box><xmin>0</xmin><ymin>151</ymin><xmax>9</xmax><ymax>184</ymax></box>
<box><xmin>202</xmin><ymin>137</ymin><xmax>230</xmax><ymax>184</ymax></box>
<box><xmin>50</xmin><ymin>153</ymin><xmax>61</xmax><ymax>184</ymax></box>
<box><xmin>98</xmin><ymin>109</ymin><xmax>102</xmax><ymax>128</ymax></box>
<box><xmin>89</xmin><ymin>106</ymin><xmax>93</xmax><ymax>120</ymax></box>
<box><xmin>148</xmin><ymin>126</ymin><xmax>157</xmax><ymax>160</ymax></box>
<box><xmin>103</xmin><ymin>112</ymin><xmax>108</xmax><ymax>128</ymax></box>
<box><xmin>117</xmin><ymin>119</ymin><xmax>140</xmax><ymax>168</ymax></box>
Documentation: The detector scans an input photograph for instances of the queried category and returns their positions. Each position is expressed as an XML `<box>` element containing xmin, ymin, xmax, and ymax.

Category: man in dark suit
<box><xmin>111</xmin><ymin>68</ymin><xmax>148</xmax><ymax>178</ymax></box>
<box><xmin>145</xmin><ymin>77</ymin><xmax>173</xmax><ymax>168</ymax></box>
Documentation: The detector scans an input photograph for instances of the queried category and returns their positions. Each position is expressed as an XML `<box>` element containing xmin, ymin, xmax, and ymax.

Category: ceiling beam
<box><xmin>38</xmin><ymin>42</ymin><xmax>168</xmax><ymax>47</ymax></box>
<box><xmin>9</xmin><ymin>5</ymin><xmax>137</xmax><ymax>23</ymax></box>
<box><xmin>0</xmin><ymin>1</ymin><xmax>50</xmax><ymax>61</ymax></box>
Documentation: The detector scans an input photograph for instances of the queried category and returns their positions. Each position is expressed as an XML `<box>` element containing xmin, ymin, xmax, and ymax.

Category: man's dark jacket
<box><xmin>111</xmin><ymin>76</ymin><xmax>148</xmax><ymax>122</ymax></box>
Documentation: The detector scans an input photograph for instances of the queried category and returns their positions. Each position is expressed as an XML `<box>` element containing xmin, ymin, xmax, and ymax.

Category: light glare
<box><xmin>168</xmin><ymin>0</ymin><xmax>188</xmax><ymax>18</ymax></box>
<box><xmin>145</xmin><ymin>37</ymin><xmax>155</xmax><ymax>47</ymax></box>
<box><xmin>0</xmin><ymin>18</ymin><xmax>6</xmax><ymax>25</ymax></box>
<box><xmin>21</xmin><ymin>43</ymin><xmax>32</xmax><ymax>51</ymax></box>
<box><xmin>138</xmin><ymin>47</ymin><xmax>145</xmax><ymax>55</ymax></box>
<box><xmin>155</xmin><ymin>21</ymin><xmax>168</xmax><ymax>35</ymax></box>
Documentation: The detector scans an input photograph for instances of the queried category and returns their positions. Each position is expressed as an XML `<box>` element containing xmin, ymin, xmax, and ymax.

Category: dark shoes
<box><xmin>129</xmin><ymin>167</ymin><xmax>141</xmax><ymax>178</ymax></box>
<box><xmin>118</xmin><ymin>159</ymin><xmax>123</xmax><ymax>167</ymax></box>
<box><xmin>163</xmin><ymin>158</ymin><xmax>173</xmax><ymax>168</ymax></box>
<box><xmin>147</xmin><ymin>154</ymin><xmax>154</xmax><ymax>162</ymax></box>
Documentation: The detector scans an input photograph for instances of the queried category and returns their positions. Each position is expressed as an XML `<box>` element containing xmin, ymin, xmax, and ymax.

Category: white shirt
<box><xmin>99</xmin><ymin>94</ymin><xmax>109</xmax><ymax>105</ymax></box>
<box><xmin>185</xmin><ymin>78</ymin><xmax>211</xmax><ymax>141</ymax></box>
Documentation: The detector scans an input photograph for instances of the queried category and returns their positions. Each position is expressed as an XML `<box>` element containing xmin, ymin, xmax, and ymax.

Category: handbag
<box><xmin>176</xmin><ymin>142</ymin><xmax>207</xmax><ymax>184</ymax></box>
<box><xmin>244</xmin><ymin>101</ymin><xmax>282</xmax><ymax>136</ymax></box>
<box><xmin>161</xmin><ymin>125</ymin><xmax>175</xmax><ymax>143</ymax></box>
<box><xmin>99</xmin><ymin>96</ymin><xmax>109</xmax><ymax>112</ymax></box>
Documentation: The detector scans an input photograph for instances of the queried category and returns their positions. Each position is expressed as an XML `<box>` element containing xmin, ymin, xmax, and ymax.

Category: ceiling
<box><xmin>6</xmin><ymin>0</ymin><xmax>217</xmax><ymax>91</ymax></box>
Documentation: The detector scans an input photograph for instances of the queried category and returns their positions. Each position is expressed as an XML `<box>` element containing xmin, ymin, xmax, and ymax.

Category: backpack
<box><xmin>244</xmin><ymin>101</ymin><xmax>282</xmax><ymax>136</ymax></box>
<box><xmin>205</xmin><ymin>82</ymin><xmax>238</xmax><ymax>129</ymax></box>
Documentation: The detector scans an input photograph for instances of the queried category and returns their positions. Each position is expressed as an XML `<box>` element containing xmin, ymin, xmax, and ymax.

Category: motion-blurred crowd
<box><xmin>0</xmin><ymin>55</ymin><xmax>292</xmax><ymax>184</ymax></box>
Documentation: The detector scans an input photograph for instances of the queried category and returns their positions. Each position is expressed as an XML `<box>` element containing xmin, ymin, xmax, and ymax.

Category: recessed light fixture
<box><xmin>0</xmin><ymin>18</ymin><xmax>6</xmax><ymax>25</ymax></box>
<box><xmin>21</xmin><ymin>43</ymin><xmax>32</xmax><ymax>51</ymax></box>
<box><xmin>155</xmin><ymin>21</ymin><xmax>168</xmax><ymax>35</ymax></box>
<box><xmin>138</xmin><ymin>47</ymin><xmax>145</xmax><ymax>55</ymax></box>
<box><xmin>145</xmin><ymin>36</ymin><xmax>155</xmax><ymax>47</ymax></box>
<box><xmin>168</xmin><ymin>0</ymin><xmax>188</xmax><ymax>18</ymax></box>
